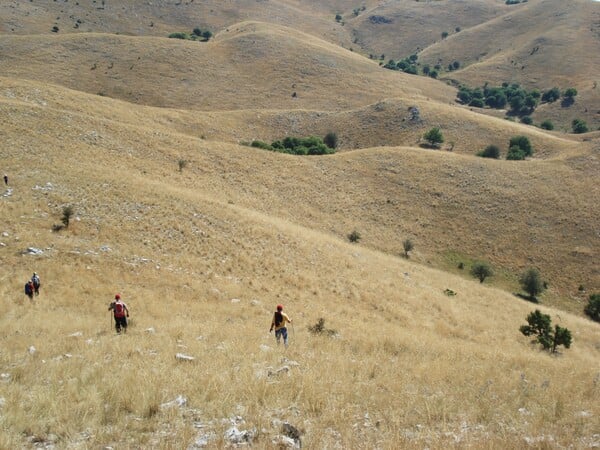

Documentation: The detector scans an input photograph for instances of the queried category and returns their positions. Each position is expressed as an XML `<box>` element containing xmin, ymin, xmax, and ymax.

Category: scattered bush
<box><xmin>520</xmin><ymin>310</ymin><xmax>572</xmax><ymax>353</ymax></box>
<box><xmin>323</xmin><ymin>132</ymin><xmax>338</xmax><ymax>149</ymax></box>
<box><xmin>250</xmin><ymin>136</ymin><xmax>335</xmax><ymax>155</ymax></box>
<box><xmin>168</xmin><ymin>27</ymin><xmax>212</xmax><ymax>41</ymax></box>
<box><xmin>457</xmin><ymin>83</ymin><xmax>540</xmax><ymax>115</ymax></box>
<box><xmin>584</xmin><ymin>293</ymin><xmax>600</xmax><ymax>322</ymax></box>
<box><xmin>383</xmin><ymin>56</ymin><xmax>418</xmax><ymax>75</ymax></box>
<box><xmin>402</xmin><ymin>239</ymin><xmax>414</xmax><ymax>258</ymax></box>
<box><xmin>520</xmin><ymin>116</ymin><xmax>533</xmax><ymax>125</ymax></box>
<box><xmin>520</xmin><ymin>268</ymin><xmax>545</xmax><ymax>301</ymax></box>
<box><xmin>540</xmin><ymin>120</ymin><xmax>554</xmax><ymax>130</ymax></box>
<box><xmin>572</xmin><ymin>119</ymin><xmax>589</xmax><ymax>134</ymax></box>
<box><xmin>308</xmin><ymin>318</ymin><xmax>337</xmax><ymax>336</ymax></box>
<box><xmin>178</xmin><ymin>159</ymin><xmax>187</xmax><ymax>172</ymax></box>
<box><xmin>335</xmin><ymin>14</ymin><xmax>342</xmax><ymax>22</ymax></box>
<box><xmin>441</xmin><ymin>31</ymin><xmax>449</xmax><ymax>39</ymax></box>
<box><xmin>423</xmin><ymin>127</ymin><xmax>444</xmax><ymax>147</ymax></box>
<box><xmin>508</xmin><ymin>135</ymin><xmax>533</xmax><ymax>157</ymax></box>
<box><xmin>506</xmin><ymin>146</ymin><xmax>526</xmax><ymax>160</ymax></box>
<box><xmin>477</xmin><ymin>144</ymin><xmax>501</xmax><ymax>159</ymax></box>
<box><xmin>541</xmin><ymin>87</ymin><xmax>561</xmax><ymax>103</ymax></box>
<box><xmin>470</xmin><ymin>262</ymin><xmax>493</xmax><ymax>283</ymax></box>
<box><xmin>348</xmin><ymin>230</ymin><xmax>361</xmax><ymax>243</ymax></box>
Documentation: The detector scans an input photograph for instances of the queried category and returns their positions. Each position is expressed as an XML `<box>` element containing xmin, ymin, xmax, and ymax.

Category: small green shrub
<box><xmin>520</xmin><ymin>310</ymin><xmax>572</xmax><ymax>353</ymax></box>
<box><xmin>470</xmin><ymin>262</ymin><xmax>493</xmax><ymax>283</ymax></box>
<box><xmin>477</xmin><ymin>145</ymin><xmax>500</xmax><ymax>159</ymax></box>
<box><xmin>572</xmin><ymin>119</ymin><xmax>588</xmax><ymax>134</ymax></box>
<box><xmin>506</xmin><ymin>146</ymin><xmax>526</xmax><ymax>160</ymax></box>
<box><xmin>520</xmin><ymin>268</ymin><xmax>545</xmax><ymax>300</ymax></box>
<box><xmin>584</xmin><ymin>293</ymin><xmax>600</xmax><ymax>322</ymax></box>
<box><xmin>348</xmin><ymin>230</ymin><xmax>361</xmax><ymax>243</ymax></box>
<box><xmin>402</xmin><ymin>239</ymin><xmax>414</xmax><ymax>258</ymax></box>
<box><xmin>540</xmin><ymin>120</ymin><xmax>554</xmax><ymax>130</ymax></box>
<box><xmin>61</xmin><ymin>205</ymin><xmax>74</xmax><ymax>228</ymax></box>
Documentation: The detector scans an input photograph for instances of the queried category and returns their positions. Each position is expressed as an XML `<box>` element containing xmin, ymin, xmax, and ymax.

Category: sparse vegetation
<box><xmin>562</xmin><ymin>87</ymin><xmax>577</xmax><ymax>106</ymax></box>
<box><xmin>348</xmin><ymin>230</ymin><xmax>361</xmax><ymax>243</ymax></box>
<box><xmin>168</xmin><ymin>27</ymin><xmax>212</xmax><ymax>41</ymax></box>
<box><xmin>541</xmin><ymin>87</ymin><xmax>561</xmax><ymax>103</ymax></box>
<box><xmin>250</xmin><ymin>136</ymin><xmax>335</xmax><ymax>155</ymax></box>
<box><xmin>423</xmin><ymin>127</ymin><xmax>444</xmax><ymax>147</ymax></box>
<box><xmin>178</xmin><ymin>159</ymin><xmax>187</xmax><ymax>172</ymax></box>
<box><xmin>402</xmin><ymin>239</ymin><xmax>414</xmax><ymax>258</ymax></box>
<box><xmin>571</xmin><ymin>118</ymin><xmax>588</xmax><ymax>134</ymax></box>
<box><xmin>457</xmin><ymin>83</ymin><xmax>540</xmax><ymax>116</ymax></box>
<box><xmin>520</xmin><ymin>310</ymin><xmax>572</xmax><ymax>353</ymax></box>
<box><xmin>520</xmin><ymin>268</ymin><xmax>545</xmax><ymax>301</ymax></box>
<box><xmin>584</xmin><ymin>293</ymin><xmax>600</xmax><ymax>322</ymax></box>
<box><xmin>335</xmin><ymin>14</ymin><xmax>342</xmax><ymax>22</ymax></box>
<box><xmin>323</xmin><ymin>132</ymin><xmax>338</xmax><ymax>150</ymax></box>
<box><xmin>470</xmin><ymin>262</ymin><xmax>493</xmax><ymax>283</ymax></box>
<box><xmin>506</xmin><ymin>135</ymin><xmax>533</xmax><ymax>160</ymax></box>
<box><xmin>477</xmin><ymin>144</ymin><xmax>501</xmax><ymax>159</ymax></box>
<box><xmin>61</xmin><ymin>205</ymin><xmax>74</xmax><ymax>228</ymax></box>
<box><xmin>308</xmin><ymin>318</ymin><xmax>337</xmax><ymax>336</ymax></box>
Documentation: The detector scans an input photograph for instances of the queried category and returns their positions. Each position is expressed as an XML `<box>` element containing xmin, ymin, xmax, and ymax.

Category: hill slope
<box><xmin>0</xmin><ymin>77</ymin><xmax>599</xmax><ymax>449</ymax></box>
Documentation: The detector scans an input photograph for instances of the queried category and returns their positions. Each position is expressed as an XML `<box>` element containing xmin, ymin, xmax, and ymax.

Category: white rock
<box><xmin>28</xmin><ymin>346</ymin><xmax>36</xmax><ymax>355</ymax></box>
<box><xmin>160</xmin><ymin>395</ymin><xmax>187</xmax><ymax>409</ymax></box>
<box><xmin>145</xmin><ymin>327</ymin><xmax>156</xmax><ymax>334</ymax></box>
<box><xmin>69</xmin><ymin>332</ymin><xmax>83</xmax><ymax>337</ymax></box>
<box><xmin>175</xmin><ymin>353</ymin><xmax>195</xmax><ymax>361</ymax></box>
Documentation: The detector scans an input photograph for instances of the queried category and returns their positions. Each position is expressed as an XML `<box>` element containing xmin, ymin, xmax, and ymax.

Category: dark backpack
<box><xmin>25</xmin><ymin>283</ymin><xmax>33</xmax><ymax>295</ymax></box>
<box><xmin>274</xmin><ymin>311</ymin><xmax>283</xmax><ymax>327</ymax></box>
<box><xmin>114</xmin><ymin>302</ymin><xmax>125</xmax><ymax>318</ymax></box>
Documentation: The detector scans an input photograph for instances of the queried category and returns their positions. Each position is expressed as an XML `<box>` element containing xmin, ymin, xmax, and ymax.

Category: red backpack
<box><xmin>114</xmin><ymin>302</ymin><xmax>125</xmax><ymax>318</ymax></box>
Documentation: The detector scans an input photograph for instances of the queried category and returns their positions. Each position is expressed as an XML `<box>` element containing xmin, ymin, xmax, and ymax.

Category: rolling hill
<box><xmin>0</xmin><ymin>1</ymin><xmax>599</xmax><ymax>448</ymax></box>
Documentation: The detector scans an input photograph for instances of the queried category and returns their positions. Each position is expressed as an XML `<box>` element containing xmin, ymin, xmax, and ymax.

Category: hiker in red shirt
<box><xmin>108</xmin><ymin>293</ymin><xmax>130</xmax><ymax>334</ymax></box>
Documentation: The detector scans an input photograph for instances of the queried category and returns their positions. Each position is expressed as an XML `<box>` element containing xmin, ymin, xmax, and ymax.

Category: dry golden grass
<box><xmin>0</xmin><ymin>75</ymin><xmax>599</xmax><ymax>448</ymax></box>
<box><xmin>0</xmin><ymin>2</ymin><xmax>599</xmax><ymax>448</ymax></box>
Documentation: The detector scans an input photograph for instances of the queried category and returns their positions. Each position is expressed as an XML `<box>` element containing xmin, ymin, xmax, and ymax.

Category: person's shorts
<box><xmin>115</xmin><ymin>316</ymin><xmax>128</xmax><ymax>329</ymax></box>
<box><xmin>275</xmin><ymin>327</ymin><xmax>288</xmax><ymax>341</ymax></box>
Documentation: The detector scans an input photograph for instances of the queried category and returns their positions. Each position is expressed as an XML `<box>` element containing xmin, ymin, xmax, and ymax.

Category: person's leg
<box><xmin>115</xmin><ymin>316</ymin><xmax>121</xmax><ymax>333</ymax></box>
<box><xmin>122</xmin><ymin>317</ymin><xmax>128</xmax><ymax>334</ymax></box>
<box><xmin>275</xmin><ymin>329</ymin><xmax>282</xmax><ymax>345</ymax></box>
<box><xmin>282</xmin><ymin>328</ymin><xmax>289</xmax><ymax>347</ymax></box>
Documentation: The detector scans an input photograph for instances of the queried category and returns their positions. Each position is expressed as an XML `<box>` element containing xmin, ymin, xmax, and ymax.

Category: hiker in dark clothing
<box><xmin>108</xmin><ymin>293</ymin><xmax>130</xmax><ymax>334</ymax></box>
<box><xmin>24</xmin><ymin>280</ymin><xmax>34</xmax><ymax>300</ymax></box>
<box><xmin>3</xmin><ymin>174</ymin><xmax>7</xmax><ymax>185</ymax></box>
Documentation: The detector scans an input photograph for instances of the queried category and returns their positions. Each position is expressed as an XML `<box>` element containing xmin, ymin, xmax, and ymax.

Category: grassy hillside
<box><xmin>0</xmin><ymin>78</ymin><xmax>599</xmax><ymax>449</ymax></box>
<box><xmin>0</xmin><ymin>1</ymin><xmax>599</xmax><ymax>448</ymax></box>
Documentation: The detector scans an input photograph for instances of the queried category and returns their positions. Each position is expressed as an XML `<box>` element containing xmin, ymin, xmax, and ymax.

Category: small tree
<box><xmin>478</xmin><ymin>144</ymin><xmax>500</xmax><ymax>159</ymax></box>
<box><xmin>61</xmin><ymin>205</ymin><xmax>74</xmax><ymax>228</ymax></box>
<box><xmin>423</xmin><ymin>127</ymin><xmax>444</xmax><ymax>147</ymax></box>
<box><xmin>348</xmin><ymin>230</ymin><xmax>361</xmax><ymax>243</ymax></box>
<box><xmin>572</xmin><ymin>119</ymin><xmax>589</xmax><ymax>134</ymax></box>
<box><xmin>441</xmin><ymin>31</ymin><xmax>449</xmax><ymax>39</ymax></box>
<box><xmin>402</xmin><ymin>239</ymin><xmax>414</xmax><ymax>258</ymax></box>
<box><xmin>584</xmin><ymin>293</ymin><xmax>600</xmax><ymax>322</ymax></box>
<box><xmin>202</xmin><ymin>30</ymin><xmax>213</xmax><ymax>41</ymax></box>
<box><xmin>520</xmin><ymin>309</ymin><xmax>572</xmax><ymax>353</ymax></box>
<box><xmin>540</xmin><ymin>120</ymin><xmax>554</xmax><ymax>130</ymax></box>
<box><xmin>520</xmin><ymin>268</ymin><xmax>545</xmax><ymax>301</ymax></box>
<box><xmin>563</xmin><ymin>87</ymin><xmax>577</xmax><ymax>100</ymax></box>
<box><xmin>335</xmin><ymin>14</ymin><xmax>342</xmax><ymax>22</ymax></box>
<box><xmin>470</xmin><ymin>262</ymin><xmax>493</xmax><ymax>283</ymax></box>
<box><xmin>541</xmin><ymin>87</ymin><xmax>560</xmax><ymax>103</ymax></box>
<box><xmin>323</xmin><ymin>132</ymin><xmax>338</xmax><ymax>149</ymax></box>
<box><xmin>508</xmin><ymin>135</ymin><xmax>533</xmax><ymax>158</ymax></box>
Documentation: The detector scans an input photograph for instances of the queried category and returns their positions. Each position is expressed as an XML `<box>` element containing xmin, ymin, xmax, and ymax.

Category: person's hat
<box><xmin>115</xmin><ymin>293</ymin><xmax>121</xmax><ymax>300</ymax></box>
<box><xmin>276</xmin><ymin>304</ymin><xmax>283</xmax><ymax>311</ymax></box>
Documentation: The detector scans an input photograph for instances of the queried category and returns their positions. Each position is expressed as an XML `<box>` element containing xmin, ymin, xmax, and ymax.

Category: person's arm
<box><xmin>269</xmin><ymin>314</ymin><xmax>275</xmax><ymax>332</ymax></box>
<box><xmin>124</xmin><ymin>304</ymin><xmax>130</xmax><ymax>317</ymax></box>
<box><xmin>108</xmin><ymin>302</ymin><xmax>114</xmax><ymax>311</ymax></box>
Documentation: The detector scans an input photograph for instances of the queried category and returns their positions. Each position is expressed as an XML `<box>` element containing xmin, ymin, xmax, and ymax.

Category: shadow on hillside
<box><xmin>514</xmin><ymin>293</ymin><xmax>539</xmax><ymax>304</ymax></box>
<box><xmin>418</xmin><ymin>143</ymin><xmax>441</xmax><ymax>150</ymax></box>
<box><xmin>561</xmin><ymin>97</ymin><xmax>575</xmax><ymax>108</ymax></box>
